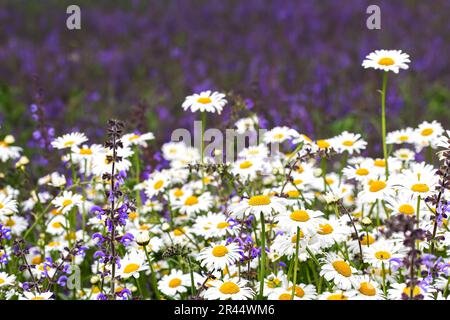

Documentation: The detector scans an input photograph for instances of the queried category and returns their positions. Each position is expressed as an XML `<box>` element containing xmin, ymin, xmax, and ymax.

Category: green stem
<box><xmin>381</xmin><ymin>71</ymin><xmax>389</xmax><ymax>179</ymax></box>
<box><xmin>143</xmin><ymin>246</ymin><xmax>160</xmax><ymax>300</ymax></box>
<box><xmin>291</xmin><ymin>226</ymin><xmax>301</xmax><ymax>300</ymax></box>
<box><xmin>259</xmin><ymin>211</ymin><xmax>266</xmax><ymax>299</ymax></box>
<box><xmin>200</xmin><ymin>112</ymin><xmax>206</xmax><ymax>191</ymax></box>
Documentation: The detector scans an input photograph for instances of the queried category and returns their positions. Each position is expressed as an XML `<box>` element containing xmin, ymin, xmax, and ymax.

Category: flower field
<box><xmin>0</xmin><ymin>1</ymin><xmax>450</xmax><ymax>301</ymax></box>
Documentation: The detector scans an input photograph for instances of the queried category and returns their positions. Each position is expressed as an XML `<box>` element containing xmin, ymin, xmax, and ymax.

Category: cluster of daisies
<box><xmin>0</xmin><ymin>49</ymin><xmax>449</xmax><ymax>300</ymax></box>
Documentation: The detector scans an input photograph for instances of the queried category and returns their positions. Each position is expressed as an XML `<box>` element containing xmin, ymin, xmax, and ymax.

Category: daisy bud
<box><xmin>90</xmin><ymin>276</ymin><xmax>100</xmax><ymax>284</ymax></box>
<box><xmin>131</xmin><ymin>286</ymin><xmax>138</xmax><ymax>293</ymax></box>
<box><xmin>313</xmin><ymin>168</ymin><xmax>323</xmax><ymax>177</ymax></box>
<box><xmin>4</xmin><ymin>135</ymin><xmax>15</xmax><ymax>144</ymax></box>
<box><xmin>15</xmin><ymin>156</ymin><xmax>29</xmax><ymax>168</ymax></box>
<box><xmin>361</xmin><ymin>217</ymin><xmax>372</xmax><ymax>226</ymax></box>
<box><xmin>136</xmin><ymin>231</ymin><xmax>150</xmax><ymax>246</ymax></box>
<box><xmin>162</xmin><ymin>222</ymin><xmax>171</xmax><ymax>232</ymax></box>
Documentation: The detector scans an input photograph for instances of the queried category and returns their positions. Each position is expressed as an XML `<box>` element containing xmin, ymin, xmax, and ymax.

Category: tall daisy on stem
<box><xmin>362</xmin><ymin>50</ymin><xmax>410</xmax><ymax>179</ymax></box>
<box><xmin>182</xmin><ymin>90</ymin><xmax>227</xmax><ymax>187</ymax></box>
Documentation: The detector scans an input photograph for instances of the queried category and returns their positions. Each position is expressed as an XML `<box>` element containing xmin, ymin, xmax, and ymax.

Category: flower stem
<box><xmin>381</xmin><ymin>71</ymin><xmax>389</xmax><ymax>179</ymax></box>
<box><xmin>143</xmin><ymin>245</ymin><xmax>160</xmax><ymax>300</ymax></box>
<box><xmin>259</xmin><ymin>211</ymin><xmax>266</xmax><ymax>299</ymax></box>
<box><xmin>291</xmin><ymin>226</ymin><xmax>301</xmax><ymax>300</ymax></box>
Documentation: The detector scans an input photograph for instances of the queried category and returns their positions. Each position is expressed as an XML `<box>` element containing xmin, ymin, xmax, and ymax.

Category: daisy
<box><xmin>117</xmin><ymin>251</ymin><xmax>148</xmax><ymax>279</ymax></box>
<box><xmin>268</xmin><ymin>284</ymin><xmax>317</xmax><ymax>300</ymax></box>
<box><xmin>311</xmin><ymin>217</ymin><xmax>349</xmax><ymax>249</ymax></box>
<box><xmin>385</xmin><ymin>192</ymin><xmax>427</xmax><ymax>216</ymax></box>
<box><xmin>414</xmin><ymin>120</ymin><xmax>444</xmax><ymax>149</ymax></box>
<box><xmin>91</xmin><ymin>145</ymin><xmax>133</xmax><ymax>176</ymax></box>
<box><xmin>1</xmin><ymin>215</ymin><xmax>28</xmax><ymax>235</ymax></box>
<box><xmin>228</xmin><ymin>195</ymin><xmax>287</xmax><ymax>219</ymax></box>
<box><xmin>320</xmin><ymin>253</ymin><xmax>357</xmax><ymax>290</ymax></box>
<box><xmin>393</xmin><ymin>148</ymin><xmax>415</xmax><ymax>162</ymax></box>
<box><xmin>388</xmin><ymin>282</ymin><xmax>434</xmax><ymax>300</ymax></box>
<box><xmin>182</xmin><ymin>90</ymin><xmax>227</xmax><ymax>114</ymax></box>
<box><xmin>386</xmin><ymin>128</ymin><xmax>415</xmax><ymax>144</ymax></box>
<box><xmin>342</xmin><ymin>160</ymin><xmax>374</xmax><ymax>182</ymax></box>
<box><xmin>144</xmin><ymin>171</ymin><xmax>170</xmax><ymax>198</ymax></box>
<box><xmin>51</xmin><ymin>132</ymin><xmax>88</xmax><ymax>150</ymax></box>
<box><xmin>263</xmin><ymin>126</ymin><xmax>299</xmax><ymax>144</ymax></box>
<box><xmin>0</xmin><ymin>272</ymin><xmax>15</xmax><ymax>288</ymax></box>
<box><xmin>349</xmin><ymin>275</ymin><xmax>384</xmax><ymax>300</ymax></box>
<box><xmin>238</xmin><ymin>144</ymin><xmax>269</xmax><ymax>159</ymax></box>
<box><xmin>235</xmin><ymin>115</ymin><xmax>259</xmax><ymax>134</ymax></box>
<box><xmin>0</xmin><ymin>194</ymin><xmax>18</xmax><ymax>216</ymax></box>
<box><xmin>362</xmin><ymin>49</ymin><xmax>410</xmax><ymax>73</ymax></box>
<box><xmin>359</xmin><ymin>178</ymin><xmax>395</xmax><ymax>203</ymax></box>
<box><xmin>162</xmin><ymin>142</ymin><xmax>188</xmax><ymax>161</ymax></box>
<box><xmin>398</xmin><ymin>164</ymin><xmax>438</xmax><ymax>199</ymax></box>
<box><xmin>192</xmin><ymin>213</ymin><xmax>237</xmax><ymax>239</ymax></box>
<box><xmin>276</xmin><ymin>208</ymin><xmax>323</xmax><ymax>234</ymax></box>
<box><xmin>197</xmin><ymin>242</ymin><xmax>242</xmax><ymax>270</ymax></box>
<box><xmin>51</xmin><ymin>191</ymin><xmax>83</xmax><ymax>214</ymax></box>
<box><xmin>20</xmin><ymin>291</ymin><xmax>54</xmax><ymax>300</ymax></box>
<box><xmin>364</xmin><ymin>241</ymin><xmax>404</xmax><ymax>269</ymax></box>
<box><xmin>318</xmin><ymin>290</ymin><xmax>357</xmax><ymax>300</ymax></box>
<box><xmin>158</xmin><ymin>269</ymin><xmax>192</xmax><ymax>297</ymax></box>
<box><xmin>173</xmin><ymin>192</ymin><xmax>213</xmax><ymax>216</ymax></box>
<box><xmin>232</xmin><ymin>158</ymin><xmax>265</xmax><ymax>180</ymax></box>
<box><xmin>202</xmin><ymin>278</ymin><xmax>255</xmax><ymax>300</ymax></box>
<box><xmin>0</xmin><ymin>135</ymin><xmax>22</xmax><ymax>162</ymax></box>
<box><xmin>121</xmin><ymin>132</ymin><xmax>155</xmax><ymax>148</ymax></box>
<box><xmin>261</xmin><ymin>271</ymin><xmax>288</xmax><ymax>295</ymax></box>
<box><xmin>271</xmin><ymin>230</ymin><xmax>310</xmax><ymax>261</ymax></box>
<box><xmin>334</xmin><ymin>131</ymin><xmax>367</xmax><ymax>154</ymax></box>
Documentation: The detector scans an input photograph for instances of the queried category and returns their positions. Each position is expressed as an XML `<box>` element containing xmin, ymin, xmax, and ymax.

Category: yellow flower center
<box><xmin>290</xmin><ymin>210</ymin><xmax>310</xmax><ymax>222</ymax></box>
<box><xmin>291</xmin><ymin>231</ymin><xmax>305</xmax><ymax>243</ymax></box>
<box><xmin>239</xmin><ymin>161</ymin><xmax>253</xmax><ymax>169</ymax></box>
<box><xmin>286</xmin><ymin>190</ymin><xmax>300</xmax><ymax>198</ymax></box>
<box><xmin>52</xmin><ymin>222</ymin><xmax>62</xmax><ymax>228</ymax></box>
<box><xmin>273</xmin><ymin>133</ymin><xmax>286</xmax><ymax>141</ymax></box>
<box><xmin>32</xmin><ymin>256</ymin><xmax>42</xmax><ymax>265</ymax></box>
<box><xmin>5</xmin><ymin>218</ymin><xmax>15</xmax><ymax>227</ymax></box>
<box><xmin>169</xmin><ymin>278</ymin><xmax>182</xmax><ymax>288</ymax></box>
<box><xmin>173</xmin><ymin>228</ymin><xmax>184</xmax><ymax>236</ymax></box>
<box><xmin>318</xmin><ymin>223</ymin><xmax>334</xmax><ymax>235</ymax></box>
<box><xmin>359</xmin><ymin>282</ymin><xmax>376</xmax><ymax>296</ymax></box>
<box><xmin>369</xmin><ymin>180</ymin><xmax>386</xmax><ymax>192</ymax></box>
<box><xmin>197</xmin><ymin>97</ymin><xmax>212</xmax><ymax>104</ymax></box>
<box><xmin>248</xmin><ymin>195</ymin><xmax>271</xmax><ymax>206</ymax></box>
<box><xmin>212</xmin><ymin>245</ymin><xmax>229</xmax><ymax>257</ymax></box>
<box><xmin>216</xmin><ymin>222</ymin><xmax>230</xmax><ymax>229</ymax></box>
<box><xmin>31</xmin><ymin>296</ymin><xmax>45</xmax><ymax>300</ymax></box>
<box><xmin>267</xmin><ymin>278</ymin><xmax>281</xmax><ymax>288</ymax></box>
<box><xmin>342</xmin><ymin>140</ymin><xmax>354</xmax><ymax>147</ymax></box>
<box><xmin>327</xmin><ymin>293</ymin><xmax>348</xmax><ymax>300</ymax></box>
<box><xmin>0</xmin><ymin>202</ymin><xmax>3</xmax><ymax>209</ymax></box>
<box><xmin>332</xmin><ymin>261</ymin><xmax>352</xmax><ymax>277</ymax></box>
<box><xmin>0</xmin><ymin>141</ymin><xmax>8</xmax><ymax>147</ymax></box>
<box><xmin>360</xmin><ymin>235</ymin><xmax>375</xmax><ymax>245</ymax></box>
<box><xmin>403</xmin><ymin>286</ymin><xmax>421</xmax><ymax>297</ymax></box>
<box><xmin>296</xmin><ymin>165</ymin><xmax>304</xmax><ymax>173</ymax></box>
<box><xmin>129</xmin><ymin>134</ymin><xmax>140</xmax><ymax>141</ymax></box>
<box><xmin>374</xmin><ymin>159</ymin><xmax>385</xmax><ymax>167</ymax></box>
<box><xmin>287</xmin><ymin>285</ymin><xmax>305</xmax><ymax>298</ymax></box>
<box><xmin>356</xmin><ymin>168</ymin><xmax>369</xmax><ymax>176</ymax></box>
<box><xmin>184</xmin><ymin>196</ymin><xmax>199</xmax><ymax>206</ymax></box>
<box><xmin>293</xmin><ymin>179</ymin><xmax>303</xmax><ymax>185</ymax></box>
<box><xmin>378</xmin><ymin>57</ymin><xmax>395</xmax><ymax>66</ymax></box>
<box><xmin>399</xmin><ymin>135</ymin><xmax>409</xmax><ymax>141</ymax></box>
<box><xmin>128</xmin><ymin>212</ymin><xmax>138</xmax><ymax>219</ymax></box>
<box><xmin>375</xmin><ymin>251</ymin><xmax>391</xmax><ymax>260</ymax></box>
<box><xmin>123</xmin><ymin>263</ymin><xmax>140</xmax><ymax>274</ymax></box>
<box><xmin>219</xmin><ymin>282</ymin><xmax>240</xmax><ymax>294</ymax></box>
<box><xmin>0</xmin><ymin>278</ymin><xmax>5</xmax><ymax>285</ymax></box>
<box><xmin>278</xmin><ymin>293</ymin><xmax>292</xmax><ymax>300</ymax></box>
<box><xmin>173</xmin><ymin>188</ymin><xmax>184</xmax><ymax>197</ymax></box>
<box><xmin>325</xmin><ymin>178</ymin><xmax>334</xmax><ymax>185</ymax></box>
<box><xmin>79</xmin><ymin>148</ymin><xmax>92</xmax><ymax>155</ymax></box>
<box><xmin>64</xmin><ymin>140</ymin><xmax>75</xmax><ymax>147</ymax></box>
<box><xmin>317</xmin><ymin>140</ymin><xmax>330</xmax><ymax>149</ymax></box>
<box><xmin>411</xmin><ymin>183</ymin><xmax>429</xmax><ymax>193</ymax></box>
<box><xmin>62</xmin><ymin>199</ymin><xmax>73</xmax><ymax>207</ymax></box>
<box><xmin>399</xmin><ymin>204</ymin><xmax>415</xmax><ymax>215</ymax></box>
<box><xmin>153</xmin><ymin>180</ymin><xmax>164</xmax><ymax>190</ymax></box>
<box><xmin>421</xmin><ymin>128</ymin><xmax>434</xmax><ymax>136</ymax></box>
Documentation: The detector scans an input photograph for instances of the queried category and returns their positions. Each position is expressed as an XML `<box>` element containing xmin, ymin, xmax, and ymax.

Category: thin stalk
<box><xmin>380</xmin><ymin>72</ymin><xmax>389</xmax><ymax>179</ymax></box>
<box><xmin>291</xmin><ymin>226</ymin><xmax>301</xmax><ymax>300</ymax></box>
<box><xmin>143</xmin><ymin>245</ymin><xmax>160</xmax><ymax>300</ymax></box>
<box><xmin>259</xmin><ymin>211</ymin><xmax>266</xmax><ymax>299</ymax></box>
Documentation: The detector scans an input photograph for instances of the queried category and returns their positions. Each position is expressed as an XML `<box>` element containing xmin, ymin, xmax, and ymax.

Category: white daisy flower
<box><xmin>197</xmin><ymin>242</ymin><xmax>242</xmax><ymax>270</ymax></box>
<box><xmin>117</xmin><ymin>251</ymin><xmax>148</xmax><ymax>279</ymax></box>
<box><xmin>19</xmin><ymin>291</ymin><xmax>54</xmax><ymax>300</ymax></box>
<box><xmin>51</xmin><ymin>191</ymin><xmax>83</xmax><ymax>214</ymax></box>
<box><xmin>320</xmin><ymin>253</ymin><xmax>357</xmax><ymax>290</ymax></box>
<box><xmin>362</xmin><ymin>49</ymin><xmax>410</xmax><ymax>73</ymax></box>
<box><xmin>0</xmin><ymin>272</ymin><xmax>16</xmax><ymax>288</ymax></box>
<box><xmin>0</xmin><ymin>194</ymin><xmax>18</xmax><ymax>216</ymax></box>
<box><xmin>235</xmin><ymin>115</ymin><xmax>259</xmax><ymax>134</ymax></box>
<box><xmin>263</xmin><ymin>126</ymin><xmax>299</xmax><ymax>144</ymax></box>
<box><xmin>182</xmin><ymin>90</ymin><xmax>227</xmax><ymax>114</ymax></box>
<box><xmin>334</xmin><ymin>131</ymin><xmax>367</xmax><ymax>154</ymax></box>
<box><xmin>202</xmin><ymin>278</ymin><xmax>255</xmax><ymax>300</ymax></box>
<box><xmin>51</xmin><ymin>132</ymin><xmax>88</xmax><ymax>150</ymax></box>
<box><xmin>122</xmin><ymin>132</ymin><xmax>155</xmax><ymax>148</ymax></box>
<box><xmin>0</xmin><ymin>135</ymin><xmax>22</xmax><ymax>162</ymax></box>
<box><xmin>228</xmin><ymin>195</ymin><xmax>287</xmax><ymax>219</ymax></box>
<box><xmin>386</xmin><ymin>128</ymin><xmax>415</xmax><ymax>144</ymax></box>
